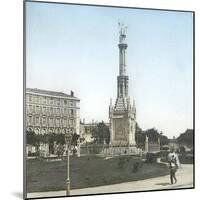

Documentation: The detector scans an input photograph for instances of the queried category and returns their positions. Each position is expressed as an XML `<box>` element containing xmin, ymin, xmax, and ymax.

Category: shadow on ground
<box><xmin>155</xmin><ymin>182</ymin><xmax>170</xmax><ymax>186</ymax></box>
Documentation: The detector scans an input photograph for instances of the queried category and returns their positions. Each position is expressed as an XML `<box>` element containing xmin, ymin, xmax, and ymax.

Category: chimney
<box><xmin>70</xmin><ymin>90</ymin><xmax>74</xmax><ymax>97</ymax></box>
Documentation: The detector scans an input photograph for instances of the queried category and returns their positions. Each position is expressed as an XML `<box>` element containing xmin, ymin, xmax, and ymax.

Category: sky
<box><xmin>26</xmin><ymin>1</ymin><xmax>193</xmax><ymax>138</ymax></box>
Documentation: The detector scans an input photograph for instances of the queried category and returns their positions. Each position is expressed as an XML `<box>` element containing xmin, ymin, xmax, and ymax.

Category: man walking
<box><xmin>168</xmin><ymin>149</ymin><xmax>180</xmax><ymax>184</ymax></box>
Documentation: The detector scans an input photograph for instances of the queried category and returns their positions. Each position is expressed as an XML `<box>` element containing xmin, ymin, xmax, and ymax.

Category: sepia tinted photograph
<box><xmin>24</xmin><ymin>1</ymin><xmax>194</xmax><ymax>199</ymax></box>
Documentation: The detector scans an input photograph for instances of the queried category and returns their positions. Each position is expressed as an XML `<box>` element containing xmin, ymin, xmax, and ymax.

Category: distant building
<box><xmin>168</xmin><ymin>136</ymin><xmax>179</xmax><ymax>151</ymax></box>
<box><xmin>80</xmin><ymin>120</ymin><xmax>109</xmax><ymax>143</ymax></box>
<box><xmin>26</xmin><ymin>88</ymin><xmax>80</xmax><ymax>135</ymax></box>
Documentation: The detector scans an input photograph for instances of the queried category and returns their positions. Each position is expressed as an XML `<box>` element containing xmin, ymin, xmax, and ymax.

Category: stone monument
<box><xmin>109</xmin><ymin>23</ymin><xmax>137</xmax><ymax>148</ymax></box>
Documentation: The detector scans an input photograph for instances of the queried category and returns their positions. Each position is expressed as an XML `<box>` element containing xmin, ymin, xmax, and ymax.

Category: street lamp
<box><xmin>65</xmin><ymin>132</ymin><xmax>72</xmax><ymax>196</ymax></box>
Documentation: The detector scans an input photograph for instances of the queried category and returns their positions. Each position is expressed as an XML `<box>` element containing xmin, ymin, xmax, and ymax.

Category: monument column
<box><xmin>109</xmin><ymin>23</ymin><xmax>136</xmax><ymax>148</ymax></box>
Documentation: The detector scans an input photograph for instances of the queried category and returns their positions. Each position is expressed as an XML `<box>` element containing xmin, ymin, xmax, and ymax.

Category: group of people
<box><xmin>167</xmin><ymin>149</ymin><xmax>181</xmax><ymax>184</ymax></box>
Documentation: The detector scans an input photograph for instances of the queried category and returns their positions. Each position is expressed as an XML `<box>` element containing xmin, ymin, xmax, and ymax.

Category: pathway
<box><xmin>27</xmin><ymin>164</ymin><xmax>194</xmax><ymax>199</ymax></box>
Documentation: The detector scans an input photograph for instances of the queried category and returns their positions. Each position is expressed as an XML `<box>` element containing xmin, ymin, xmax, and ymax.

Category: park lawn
<box><xmin>27</xmin><ymin>155</ymin><xmax>169</xmax><ymax>193</ymax></box>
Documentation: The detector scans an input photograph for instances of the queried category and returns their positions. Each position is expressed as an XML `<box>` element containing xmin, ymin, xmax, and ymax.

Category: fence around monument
<box><xmin>80</xmin><ymin>144</ymin><xmax>143</xmax><ymax>156</ymax></box>
<box><xmin>148</xmin><ymin>143</ymin><xmax>160</xmax><ymax>153</ymax></box>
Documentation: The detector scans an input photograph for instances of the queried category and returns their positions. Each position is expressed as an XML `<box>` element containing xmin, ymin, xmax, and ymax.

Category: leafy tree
<box><xmin>160</xmin><ymin>135</ymin><xmax>169</xmax><ymax>145</ymax></box>
<box><xmin>135</xmin><ymin>125</ymin><xmax>169</xmax><ymax>149</ymax></box>
<box><xmin>177</xmin><ymin>129</ymin><xmax>193</xmax><ymax>148</ymax></box>
<box><xmin>71</xmin><ymin>132</ymin><xmax>80</xmax><ymax>146</ymax></box>
<box><xmin>56</xmin><ymin>134</ymin><xmax>65</xmax><ymax>145</ymax></box>
<box><xmin>179</xmin><ymin>146</ymin><xmax>186</xmax><ymax>153</ymax></box>
<box><xmin>135</xmin><ymin>123</ymin><xmax>145</xmax><ymax>148</ymax></box>
<box><xmin>91</xmin><ymin>121</ymin><xmax>110</xmax><ymax>144</ymax></box>
<box><xmin>48</xmin><ymin>133</ymin><xmax>56</xmax><ymax>154</ymax></box>
<box><xmin>144</xmin><ymin>128</ymin><xmax>160</xmax><ymax>142</ymax></box>
<box><xmin>27</xmin><ymin>130</ymin><xmax>39</xmax><ymax>147</ymax></box>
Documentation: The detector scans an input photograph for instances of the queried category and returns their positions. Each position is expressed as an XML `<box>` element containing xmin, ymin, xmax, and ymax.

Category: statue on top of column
<box><xmin>118</xmin><ymin>22</ymin><xmax>128</xmax><ymax>42</ymax></box>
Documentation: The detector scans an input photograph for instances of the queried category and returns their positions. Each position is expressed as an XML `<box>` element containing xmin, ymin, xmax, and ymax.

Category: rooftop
<box><xmin>26</xmin><ymin>88</ymin><xmax>79</xmax><ymax>100</ymax></box>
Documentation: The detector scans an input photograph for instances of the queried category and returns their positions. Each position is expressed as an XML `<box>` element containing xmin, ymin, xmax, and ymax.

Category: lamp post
<box><xmin>65</xmin><ymin>133</ymin><xmax>72</xmax><ymax>196</ymax></box>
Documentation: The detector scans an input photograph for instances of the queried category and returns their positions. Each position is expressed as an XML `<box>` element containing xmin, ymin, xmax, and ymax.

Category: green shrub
<box><xmin>28</xmin><ymin>151</ymin><xmax>40</xmax><ymax>157</ymax></box>
<box><xmin>179</xmin><ymin>154</ymin><xmax>194</xmax><ymax>164</ymax></box>
<box><xmin>132</xmin><ymin>160</ymin><xmax>143</xmax><ymax>173</ymax></box>
<box><xmin>179</xmin><ymin>146</ymin><xmax>186</xmax><ymax>153</ymax></box>
<box><xmin>117</xmin><ymin>157</ymin><xmax>126</xmax><ymax>169</ymax></box>
<box><xmin>159</xmin><ymin>151</ymin><xmax>169</xmax><ymax>157</ymax></box>
<box><xmin>145</xmin><ymin>153</ymin><xmax>158</xmax><ymax>163</ymax></box>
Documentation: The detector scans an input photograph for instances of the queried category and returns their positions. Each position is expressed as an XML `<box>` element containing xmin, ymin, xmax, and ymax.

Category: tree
<box><xmin>56</xmin><ymin>134</ymin><xmax>65</xmax><ymax>145</ymax></box>
<box><xmin>91</xmin><ymin>121</ymin><xmax>110</xmax><ymax>144</ymax></box>
<box><xmin>26</xmin><ymin>130</ymin><xmax>40</xmax><ymax>156</ymax></box>
<box><xmin>160</xmin><ymin>135</ymin><xmax>169</xmax><ymax>145</ymax></box>
<box><xmin>144</xmin><ymin>128</ymin><xmax>160</xmax><ymax>142</ymax></box>
<box><xmin>48</xmin><ymin>133</ymin><xmax>56</xmax><ymax>154</ymax></box>
<box><xmin>71</xmin><ymin>132</ymin><xmax>80</xmax><ymax>146</ymax></box>
<box><xmin>135</xmin><ymin>125</ymin><xmax>169</xmax><ymax>149</ymax></box>
<box><xmin>27</xmin><ymin>130</ymin><xmax>39</xmax><ymax>147</ymax></box>
<box><xmin>70</xmin><ymin>132</ymin><xmax>80</xmax><ymax>156</ymax></box>
<box><xmin>135</xmin><ymin>123</ymin><xmax>145</xmax><ymax>148</ymax></box>
<box><xmin>177</xmin><ymin>129</ymin><xmax>193</xmax><ymax>148</ymax></box>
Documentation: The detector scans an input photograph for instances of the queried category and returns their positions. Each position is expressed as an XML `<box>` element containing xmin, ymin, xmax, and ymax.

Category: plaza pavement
<box><xmin>27</xmin><ymin>164</ymin><xmax>194</xmax><ymax>199</ymax></box>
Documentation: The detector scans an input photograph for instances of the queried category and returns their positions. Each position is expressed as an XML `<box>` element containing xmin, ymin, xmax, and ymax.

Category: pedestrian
<box><xmin>168</xmin><ymin>149</ymin><xmax>180</xmax><ymax>184</ymax></box>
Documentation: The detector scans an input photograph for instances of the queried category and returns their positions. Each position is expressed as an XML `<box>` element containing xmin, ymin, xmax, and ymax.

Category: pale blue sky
<box><xmin>26</xmin><ymin>1</ymin><xmax>193</xmax><ymax>138</ymax></box>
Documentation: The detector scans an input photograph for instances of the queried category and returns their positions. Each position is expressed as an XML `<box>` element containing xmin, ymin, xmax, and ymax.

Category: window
<box><xmin>50</xmin><ymin>107</ymin><xmax>53</xmax><ymax>114</ymax></box>
<box><xmin>64</xmin><ymin>119</ymin><xmax>68</xmax><ymax>127</ymax></box>
<box><xmin>57</xmin><ymin>108</ymin><xmax>60</xmax><ymax>114</ymax></box>
<box><xmin>29</xmin><ymin>96</ymin><xmax>32</xmax><ymax>102</ymax></box>
<box><xmin>28</xmin><ymin>105</ymin><xmax>32</xmax><ymax>112</ymax></box>
<box><xmin>46</xmin><ymin>98</ymin><xmax>49</xmax><ymax>105</ymax></box>
<box><xmin>36</xmin><ymin>106</ymin><xmax>39</xmax><ymax>113</ymax></box>
<box><xmin>43</xmin><ymin>106</ymin><xmax>46</xmax><ymax>113</ymax></box>
<box><xmin>43</xmin><ymin>97</ymin><xmax>46</xmax><ymax>104</ymax></box>
<box><xmin>57</xmin><ymin>100</ymin><xmax>60</xmax><ymax>106</ymax></box>
<box><xmin>36</xmin><ymin>96</ymin><xmax>39</xmax><ymax>103</ymax></box>
<box><xmin>50</xmin><ymin>97</ymin><xmax>53</xmax><ymax>104</ymax></box>
<box><xmin>42</xmin><ymin>117</ymin><xmax>46</xmax><ymax>124</ymax></box>
<box><xmin>64</xmin><ymin>100</ymin><xmax>68</xmax><ymax>105</ymax></box>
<box><xmin>46</xmin><ymin>107</ymin><xmax>49</xmax><ymax>113</ymax></box>
<box><xmin>32</xmin><ymin>105</ymin><xmax>35</xmax><ymax>112</ymax></box>
<box><xmin>69</xmin><ymin>119</ymin><xmax>73</xmax><ymax>126</ymax></box>
<box><xmin>56</xmin><ymin>118</ymin><xmax>60</xmax><ymax>126</ymax></box>
<box><xmin>49</xmin><ymin>118</ymin><xmax>54</xmax><ymax>126</ymax></box>
<box><xmin>36</xmin><ymin>117</ymin><xmax>39</xmax><ymax>124</ymax></box>
<box><xmin>28</xmin><ymin>116</ymin><xmax>32</xmax><ymax>124</ymax></box>
<box><xmin>60</xmin><ymin>100</ymin><xmax>64</xmax><ymax>106</ymax></box>
<box><xmin>70</xmin><ymin>109</ymin><xmax>74</xmax><ymax>115</ymax></box>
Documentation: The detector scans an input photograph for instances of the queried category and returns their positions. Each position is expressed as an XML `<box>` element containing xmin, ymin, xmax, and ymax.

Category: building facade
<box><xmin>80</xmin><ymin>121</ymin><xmax>96</xmax><ymax>143</ymax></box>
<box><xmin>80</xmin><ymin>120</ymin><xmax>110</xmax><ymax>143</ymax></box>
<box><xmin>109</xmin><ymin>24</ymin><xmax>136</xmax><ymax>146</ymax></box>
<box><xmin>26</xmin><ymin>88</ymin><xmax>80</xmax><ymax>135</ymax></box>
